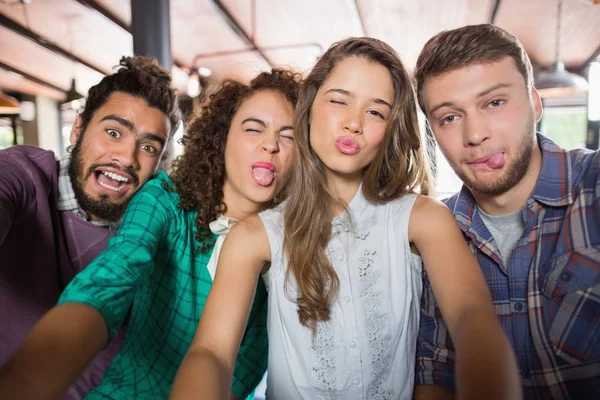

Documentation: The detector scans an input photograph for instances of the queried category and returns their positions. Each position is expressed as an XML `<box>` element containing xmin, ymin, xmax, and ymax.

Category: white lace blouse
<box><xmin>259</xmin><ymin>189</ymin><xmax>423</xmax><ymax>400</ymax></box>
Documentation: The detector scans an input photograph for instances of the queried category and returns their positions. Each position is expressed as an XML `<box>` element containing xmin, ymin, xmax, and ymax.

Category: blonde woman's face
<box><xmin>309</xmin><ymin>57</ymin><xmax>394</xmax><ymax>186</ymax></box>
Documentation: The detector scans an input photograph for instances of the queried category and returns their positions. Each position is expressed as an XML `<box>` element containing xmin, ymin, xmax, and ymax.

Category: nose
<box><xmin>343</xmin><ymin>108</ymin><xmax>363</xmax><ymax>135</ymax></box>
<box><xmin>463</xmin><ymin>114</ymin><xmax>490</xmax><ymax>147</ymax></box>
<box><xmin>111</xmin><ymin>138</ymin><xmax>139</xmax><ymax>169</ymax></box>
<box><xmin>261</xmin><ymin>132</ymin><xmax>280</xmax><ymax>154</ymax></box>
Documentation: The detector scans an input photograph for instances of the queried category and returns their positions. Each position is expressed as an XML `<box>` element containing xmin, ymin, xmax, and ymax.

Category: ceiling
<box><xmin>1</xmin><ymin>0</ymin><xmax>599</xmax><ymax>102</ymax></box>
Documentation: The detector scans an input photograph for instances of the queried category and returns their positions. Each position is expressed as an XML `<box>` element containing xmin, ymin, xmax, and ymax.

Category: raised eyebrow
<box><xmin>241</xmin><ymin>118</ymin><xmax>267</xmax><ymax>127</ymax></box>
<box><xmin>100</xmin><ymin>115</ymin><xmax>135</xmax><ymax>131</ymax></box>
<box><xmin>477</xmin><ymin>83</ymin><xmax>511</xmax><ymax>98</ymax></box>
<box><xmin>139</xmin><ymin>133</ymin><xmax>166</xmax><ymax>148</ymax></box>
<box><xmin>372</xmin><ymin>98</ymin><xmax>392</xmax><ymax>109</ymax></box>
<box><xmin>324</xmin><ymin>88</ymin><xmax>351</xmax><ymax>96</ymax></box>
<box><xmin>429</xmin><ymin>101</ymin><xmax>454</xmax><ymax>116</ymax></box>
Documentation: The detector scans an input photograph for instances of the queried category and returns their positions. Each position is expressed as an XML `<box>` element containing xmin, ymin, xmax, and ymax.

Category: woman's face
<box><xmin>222</xmin><ymin>90</ymin><xmax>295</xmax><ymax>217</ymax></box>
<box><xmin>309</xmin><ymin>56</ymin><xmax>394</xmax><ymax>187</ymax></box>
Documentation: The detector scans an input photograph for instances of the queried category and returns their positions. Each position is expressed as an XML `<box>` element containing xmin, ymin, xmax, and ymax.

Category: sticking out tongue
<box><xmin>252</xmin><ymin>167</ymin><xmax>275</xmax><ymax>186</ymax></box>
<box><xmin>485</xmin><ymin>153</ymin><xmax>505</xmax><ymax>169</ymax></box>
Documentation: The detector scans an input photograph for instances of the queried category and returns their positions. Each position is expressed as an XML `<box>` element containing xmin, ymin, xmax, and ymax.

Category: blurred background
<box><xmin>1</xmin><ymin>0</ymin><xmax>599</xmax><ymax>198</ymax></box>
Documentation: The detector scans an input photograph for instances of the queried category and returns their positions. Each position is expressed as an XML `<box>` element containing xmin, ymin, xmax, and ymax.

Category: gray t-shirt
<box><xmin>477</xmin><ymin>206</ymin><xmax>525</xmax><ymax>266</ymax></box>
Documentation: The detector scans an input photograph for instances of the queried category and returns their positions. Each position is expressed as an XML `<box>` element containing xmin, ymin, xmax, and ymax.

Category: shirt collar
<box><xmin>452</xmin><ymin>133</ymin><xmax>573</xmax><ymax>229</ymax></box>
<box><xmin>57</xmin><ymin>154</ymin><xmax>119</xmax><ymax>231</ymax></box>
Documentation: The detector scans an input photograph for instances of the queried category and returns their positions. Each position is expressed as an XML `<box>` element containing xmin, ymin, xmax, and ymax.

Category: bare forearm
<box><xmin>453</xmin><ymin>310</ymin><xmax>522</xmax><ymax>400</ymax></box>
<box><xmin>414</xmin><ymin>384</ymin><xmax>454</xmax><ymax>400</ymax></box>
<box><xmin>0</xmin><ymin>303</ymin><xmax>108</xmax><ymax>399</ymax></box>
<box><xmin>170</xmin><ymin>347</ymin><xmax>232</xmax><ymax>400</ymax></box>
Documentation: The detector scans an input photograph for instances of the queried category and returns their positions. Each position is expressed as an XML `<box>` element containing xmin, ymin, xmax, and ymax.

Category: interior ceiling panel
<box><xmin>220</xmin><ymin>0</ymin><xmax>363</xmax><ymax>72</ymax></box>
<box><xmin>495</xmin><ymin>0</ymin><xmax>600</xmax><ymax>68</ymax></box>
<box><xmin>0</xmin><ymin>69</ymin><xmax>64</xmax><ymax>101</ymax></box>
<box><xmin>0</xmin><ymin>0</ymin><xmax>132</xmax><ymax>74</ymax></box>
<box><xmin>0</xmin><ymin>26</ymin><xmax>105</xmax><ymax>95</ymax></box>
<box><xmin>1</xmin><ymin>0</ymin><xmax>599</xmax><ymax>100</ymax></box>
<box><xmin>357</xmin><ymin>0</ymin><xmax>494</xmax><ymax>72</ymax></box>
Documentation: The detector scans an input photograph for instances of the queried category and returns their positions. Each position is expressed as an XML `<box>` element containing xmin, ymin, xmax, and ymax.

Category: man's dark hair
<box><xmin>78</xmin><ymin>56</ymin><xmax>181</xmax><ymax>170</ymax></box>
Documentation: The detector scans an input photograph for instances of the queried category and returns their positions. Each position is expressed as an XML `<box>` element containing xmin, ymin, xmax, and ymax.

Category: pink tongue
<box><xmin>252</xmin><ymin>167</ymin><xmax>274</xmax><ymax>186</ymax></box>
<box><xmin>485</xmin><ymin>153</ymin><xmax>505</xmax><ymax>169</ymax></box>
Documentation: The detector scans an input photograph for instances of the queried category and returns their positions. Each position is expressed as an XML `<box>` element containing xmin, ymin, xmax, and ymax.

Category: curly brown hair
<box><xmin>79</xmin><ymin>56</ymin><xmax>180</xmax><ymax>171</ymax></box>
<box><xmin>169</xmin><ymin>68</ymin><xmax>303</xmax><ymax>252</ymax></box>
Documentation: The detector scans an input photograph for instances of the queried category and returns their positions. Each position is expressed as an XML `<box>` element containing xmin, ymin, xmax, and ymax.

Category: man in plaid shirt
<box><xmin>413</xmin><ymin>24</ymin><xmax>600</xmax><ymax>399</ymax></box>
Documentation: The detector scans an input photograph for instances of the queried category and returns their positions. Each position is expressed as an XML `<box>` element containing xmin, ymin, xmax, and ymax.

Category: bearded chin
<box><xmin>461</xmin><ymin>112</ymin><xmax>537</xmax><ymax>196</ymax></box>
<box><xmin>68</xmin><ymin>141</ymin><xmax>130</xmax><ymax>222</ymax></box>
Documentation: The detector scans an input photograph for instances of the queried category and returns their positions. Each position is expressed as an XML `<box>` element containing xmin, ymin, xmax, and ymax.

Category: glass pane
<box><xmin>540</xmin><ymin>106</ymin><xmax>588</xmax><ymax>150</ymax></box>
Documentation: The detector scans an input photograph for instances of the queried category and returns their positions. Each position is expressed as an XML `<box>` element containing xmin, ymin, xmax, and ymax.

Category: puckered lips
<box><xmin>469</xmin><ymin>152</ymin><xmax>505</xmax><ymax>170</ymax></box>
<box><xmin>251</xmin><ymin>161</ymin><xmax>276</xmax><ymax>186</ymax></box>
<box><xmin>335</xmin><ymin>136</ymin><xmax>359</xmax><ymax>155</ymax></box>
<box><xmin>93</xmin><ymin>167</ymin><xmax>134</xmax><ymax>195</ymax></box>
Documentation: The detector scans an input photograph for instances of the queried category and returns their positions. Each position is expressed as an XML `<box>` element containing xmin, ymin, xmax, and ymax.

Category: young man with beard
<box><xmin>0</xmin><ymin>56</ymin><xmax>179</xmax><ymax>399</ymax></box>
<box><xmin>413</xmin><ymin>24</ymin><xmax>600</xmax><ymax>399</ymax></box>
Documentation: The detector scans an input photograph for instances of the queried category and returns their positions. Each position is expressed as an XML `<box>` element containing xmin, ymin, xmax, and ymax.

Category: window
<box><xmin>539</xmin><ymin>106</ymin><xmax>588</xmax><ymax>150</ymax></box>
<box><xmin>0</xmin><ymin>117</ymin><xmax>23</xmax><ymax>149</ymax></box>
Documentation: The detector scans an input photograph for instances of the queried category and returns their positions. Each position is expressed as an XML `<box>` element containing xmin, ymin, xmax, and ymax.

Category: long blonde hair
<box><xmin>283</xmin><ymin>37</ymin><xmax>432</xmax><ymax>331</ymax></box>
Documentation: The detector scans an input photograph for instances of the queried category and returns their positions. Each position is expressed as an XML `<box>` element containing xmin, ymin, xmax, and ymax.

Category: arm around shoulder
<box><xmin>409</xmin><ymin>196</ymin><xmax>522</xmax><ymax>400</ymax></box>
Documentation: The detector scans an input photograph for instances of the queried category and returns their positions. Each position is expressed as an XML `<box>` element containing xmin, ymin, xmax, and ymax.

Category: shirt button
<box><xmin>595</xmin><ymin>274</ymin><xmax>600</xmax><ymax>284</ymax></box>
<box><xmin>561</xmin><ymin>272</ymin><xmax>572</xmax><ymax>281</ymax></box>
<box><xmin>338</xmin><ymin>253</ymin><xmax>344</xmax><ymax>261</ymax></box>
<box><xmin>349</xmin><ymin>341</ymin><xmax>356</xmax><ymax>348</ymax></box>
<box><xmin>514</xmin><ymin>302</ymin><xmax>524</xmax><ymax>312</ymax></box>
<box><xmin>345</xmin><ymin>296</ymin><xmax>351</xmax><ymax>303</ymax></box>
<box><xmin>352</xmin><ymin>379</ymin><xmax>360</xmax><ymax>385</ymax></box>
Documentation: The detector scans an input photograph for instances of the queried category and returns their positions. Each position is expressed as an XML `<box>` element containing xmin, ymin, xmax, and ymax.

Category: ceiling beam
<box><xmin>489</xmin><ymin>0</ymin><xmax>502</xmax><ymax>24</ymax></box>
<box><xmin>211</xmin><ymin>0</ymin><xmax>275</xmax><ymax>68</ymax></box>
<box><xmin>354</xmin><ymin>0</ymin><xmax>367</xmax><ymax>36</ymax></box>
<box><xmin>0</xmin><ymin>61</ymin><xmax>67</xmax><ymax>93</ymax></box>
<box><xmin>74</xmin><ymin>0</ymin><xmax>189</xmax><ymax>70</ymax></box>
<box><xmin>0</xmin><ymin>14</ymin><xmax>108</xmax><ymax>76</ymax></box>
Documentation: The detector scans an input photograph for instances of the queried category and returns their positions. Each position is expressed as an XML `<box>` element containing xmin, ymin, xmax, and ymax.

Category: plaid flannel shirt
<box><xmin>416</xmin><ymin>134</ymin><xmax>600</xmax><ymax>399</ymax></box>
<box><xmin>59</xmin><ymin>172</ymin><xmax>268</xmax><ymax>399</ymax></box>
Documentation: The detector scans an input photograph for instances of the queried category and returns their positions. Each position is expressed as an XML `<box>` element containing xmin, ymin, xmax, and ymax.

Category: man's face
<box><xmin>69</xmin><ymin>92</ymin><xmax>171</xmax><ymax>222</ymax></box>
<box><xmin>422</xmin><ymin>57</ymin><xmax>543</xmax><ymax>196</ymax></box>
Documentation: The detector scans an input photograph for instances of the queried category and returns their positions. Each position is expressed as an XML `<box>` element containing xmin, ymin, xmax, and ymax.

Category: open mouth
<box><xmin>251</xmin><ymin>162</ymin><xmax>276</xmax><ymax>186</ymax></box>
<box><xmin>94</xmin><ymin>170</ymin><xmax>132</xmax><ymax>193</ymax></box>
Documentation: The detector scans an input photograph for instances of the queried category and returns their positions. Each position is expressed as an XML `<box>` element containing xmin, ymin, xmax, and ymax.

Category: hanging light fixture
<box><xmin>0</xmin><ymin>90</ymin><xmax>20</xmax><ymax>115</ymax></box>
<box><xmin>64</xmin><ymin>78</ymin><xmax>84</xmax><ymax>110</ymax></box>
<box><xmin>62</xmin><ymin>18</ymin><xmax>84</xmax><ymax>110</ymax></box>
<box><xmin>536</xmin><ymin>0</ymin><xmax>589</xmax><ymax>98</ymax></box>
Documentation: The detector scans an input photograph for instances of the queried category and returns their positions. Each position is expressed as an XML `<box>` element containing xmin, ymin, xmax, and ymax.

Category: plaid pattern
<box><xmin>59</xmin><ymin>172</ymin><xmax>268</xmax><ymax>399</ymax></box>
<box><xmin>56</xmin><ymin>155</ymin><xmax>117</xmax><ymax>231</ymax></box>
<box><xmin>416</xmin><ymin>134</ymin><xmax>600</xmax><ymax>399</ymax></box>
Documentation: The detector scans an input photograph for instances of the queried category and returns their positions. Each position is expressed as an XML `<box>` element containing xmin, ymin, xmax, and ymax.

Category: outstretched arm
<box><xmin>0</xmin><ymin>180</ymin><xmax>171</xmax><ymax>399</ymax></box>
<box><xmin>409</xmin><ymin>196</ymin><xmax>521</xmax><ymax>400</ymax></box>
<box><xmin>170</xmin><ymin>215</ymin><xmax>271</xmax><ymax>400</ymax></box>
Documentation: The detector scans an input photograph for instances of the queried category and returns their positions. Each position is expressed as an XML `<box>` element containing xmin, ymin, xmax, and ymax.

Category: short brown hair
<box><xmin>414</xmin><ymin>24</ymin><xmax>533</xmax><ymax>113</ymax></box>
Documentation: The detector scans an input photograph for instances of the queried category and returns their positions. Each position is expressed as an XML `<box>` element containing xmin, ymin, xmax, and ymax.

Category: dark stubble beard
<box><xmin>452</xmin><ymin>112</ymin><xmax>537</xmax><ymax>196</ymax></box>
<box><xmin>68</xmin><ymin>137</ymin><xmax>139</xmax><ymax>222</ymax></box>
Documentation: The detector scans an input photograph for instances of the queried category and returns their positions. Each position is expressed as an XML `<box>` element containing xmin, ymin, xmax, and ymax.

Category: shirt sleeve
<box><xmin>415</xmin><ymin>270</ymin><xmax>457</xmax><ymax>391</ymax></box>
<box><xmin>0</xmin><ymin>152</ymin><xmax>36</xmax><ymax>245</ymax></box>
<box><xmin>231</xmin><ymin>277</ymin><xmax>269</xmax><ymax>399</ymax></box>
<box><xmin>58</xmin><ymin>179</ymin><xmax>173</xmax><ymax>340</ymax></box>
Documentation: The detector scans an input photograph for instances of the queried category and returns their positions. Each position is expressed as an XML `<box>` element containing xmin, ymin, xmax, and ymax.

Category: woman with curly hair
<box><xmin>0</xmin><ymin>69</ymin><xmax>302</xmax><ymax>400</ymax></box>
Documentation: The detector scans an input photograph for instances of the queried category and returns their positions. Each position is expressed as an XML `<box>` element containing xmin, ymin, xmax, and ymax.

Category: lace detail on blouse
<box><xmin>358</xmin><ymin>248</ymin><xmax>393</xmax><ymax>399</ymax></box>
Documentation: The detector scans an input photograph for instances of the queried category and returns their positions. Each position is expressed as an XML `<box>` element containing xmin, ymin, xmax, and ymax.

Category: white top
<box><xmin>259</xmin><ymin>188</ymin><xmax>423</xmax><ymax>400</ymax></box>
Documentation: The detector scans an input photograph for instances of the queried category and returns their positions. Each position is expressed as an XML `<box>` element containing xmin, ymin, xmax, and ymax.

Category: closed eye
<box><xmin>329</xmin><ymin>100</ymin><xmax>346</xmax><ymax>105</ymax></box>
<box><xmin>368</xmin><ymin>109</ymin><xmax>385</xmax><ymax>120</ymax></box>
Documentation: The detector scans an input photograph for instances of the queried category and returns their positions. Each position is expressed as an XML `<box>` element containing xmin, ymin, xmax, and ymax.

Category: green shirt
<box><xmin>58</xmin><ymin>172</ymin><xmax>268</xmax><ymax>399</ymax></box>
